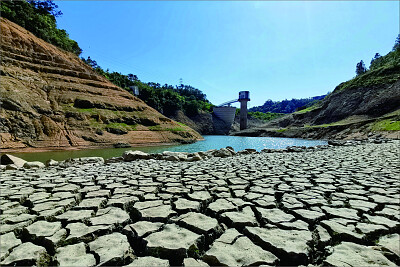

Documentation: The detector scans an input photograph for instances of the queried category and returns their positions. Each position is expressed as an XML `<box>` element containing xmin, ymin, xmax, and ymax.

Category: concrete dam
<box><xmin>213</xmin><ymin>91</ymin><xmax>250</xmax><ymax>134</ymax></box>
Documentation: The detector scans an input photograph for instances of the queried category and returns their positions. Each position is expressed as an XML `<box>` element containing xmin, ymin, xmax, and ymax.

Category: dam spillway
<box><xmin>212</xmin><ymin>106</ymin><xmax>236</xmax><ymax>127</ymax></box>
<box><xmin>212</xmin><ymin>91</ymin><xmax>250</xmax><ymax>134</ymax></box>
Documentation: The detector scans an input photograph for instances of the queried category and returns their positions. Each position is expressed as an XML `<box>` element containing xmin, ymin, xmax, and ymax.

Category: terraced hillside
<box><xmin>0</xmin><ymin>18</ymin><xmax>202</xmax><ymax>150</ymax></box>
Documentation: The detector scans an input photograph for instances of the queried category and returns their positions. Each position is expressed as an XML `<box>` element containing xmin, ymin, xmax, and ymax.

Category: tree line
<box><xmin>1</xmin><ymin>0</ymin><xmax>82</xmax><ymax>56</ymax></box>
<box><xmin>249</xmin><ymin>95</ymin><xmax>327</xmax><ymax>114</ymax></box>
<box><xmin>1</xmin><ymin>0</ymin><xmax>213</xmax><ymax>118</ymax></box>
<box><xmin>81</xmin><ymin>57</ymin><xmax>213</xmax><ymax>117</ymax></box>
<box><xmin>355</xmin><ymin>34</ymin><xmax>400</xmax><ymax>76</ymax></box>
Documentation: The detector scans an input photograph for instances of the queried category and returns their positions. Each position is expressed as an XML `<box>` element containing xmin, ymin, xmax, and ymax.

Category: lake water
<box><xmin>6</xmin><ymin>135</ymin><xmax>327</xmax><ymax>163</ymax></box>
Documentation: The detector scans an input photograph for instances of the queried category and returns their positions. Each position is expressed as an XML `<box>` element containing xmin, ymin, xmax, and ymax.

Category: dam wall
<box><xmin>213</xmin><ymin>107</ymin><xmax>236</xmax><ymax>126</ymax></box>
<box><xmin>213</xmin><ymin>106</ymin><xmax>236</xmax><ymax>135</ymax></box>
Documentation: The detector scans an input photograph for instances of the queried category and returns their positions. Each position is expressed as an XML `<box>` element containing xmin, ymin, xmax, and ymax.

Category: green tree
<box><xmin>355</xmin><ymin>60</ymin><xmax>367</xmax><ymax>76</ymax></box>
<box><xmin>370</xmin><ymin>53</ymin><xmax>383</xmax><ymax>70</ymax></box>
<box><xmin>393</xmin><ymin>34</ymin><xmax>400</xmax><ymax>51</ymax></box>
<box><xmin>127</xmin><ymin>74</ymin><xmax>138</xmax><ymax>82</ymax></box>
<box><xmin>28</xmin><ymin>0</ymin><xmax>62</xmax><ymax>17</ymax></box>
<box><xmin>0</xmin><ymin>0</ymin><xmax>82</xmax><ymax>55</ymax></box>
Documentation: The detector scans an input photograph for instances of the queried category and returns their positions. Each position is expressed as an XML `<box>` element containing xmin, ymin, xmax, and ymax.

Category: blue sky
<box><xmin>55</xmin><ymin>1</ymin><xmax>399</xmax><ymax>108</ymax></box>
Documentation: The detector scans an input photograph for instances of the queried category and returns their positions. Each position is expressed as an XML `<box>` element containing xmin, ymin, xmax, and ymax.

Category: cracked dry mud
<box><xmin>1</xmin><ymin>141</ymin><xmax>399</xmax><ymax>266</ymax></box>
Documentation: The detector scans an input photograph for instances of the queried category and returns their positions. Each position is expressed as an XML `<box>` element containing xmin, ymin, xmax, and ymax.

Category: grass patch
<box><xmin>88</xmin><ymin>119</ymin><xmax>137</xmax><ymax>131</ymax></box>
<box><xmin>370</xmin><ymin>119</ymin><xmax>400</xmax><ymax>131</ymax></box>
<box><xmin>75</xmin><ymin>107</ymin><xmax>95</xmax><ymax>113</ymax></box>
<box><xmin>177</xmin><ymin>122</ymin><xmax>188</xmax><ymax>127</ymax></box>
<box><xmin>248</xmin><ymin>111</ymin><xmax>285</xmax><ymax>121</ymax></box>
<box><xmin>106</xmin><ymin>122</ymin><xmax>137</xmax><ymax>131</ymax></box>
<box><xmin>276</xmin><ymin>128</ymin><xmax>287</xmax><ymax>132</ymax></box>
<box><xmin>334</xmin><ymin>50</ymin><xmax>400</xmax><ymax>92</ymax></box>
<box><xmin>62</xmin><ymin>104</ymin><xmax>97</xmax><ymax>114</ymax></box>
<box><xmin>149</xmin><ymin>125</ymin><xmax>185</xmax><ymax>132</ymax></box>
<box><xmin>294</xmin><ymin>104</ymin><xmax>323</xmax><ymax>114</ymax></box>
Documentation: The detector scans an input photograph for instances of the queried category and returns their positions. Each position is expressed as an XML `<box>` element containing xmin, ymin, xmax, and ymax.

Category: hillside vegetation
<box><xmin>1</xmin><ymin>0</ymin><xmax>214</xmax><ymax>122</ymax></box>
<box><xmin>334</xmin><ymin>49</ymin><xmax>400</xmax><ymax>93</ymax></box>
<box><xmin>234</xmin><ymin>39</ymin><xmax>400</xmax><ymax>140</ymax></box>
<box><xmin>249</xmin><ymin>95</ymin><xmax>327</xmax><ymax>114</ymax></box>
<box><xmin>81</xmin><ymin>57</ymin><xmax>214</xmax><ymax>117</ymax></box>
<box><xmin>0</xmin><ymin>0</ymin><xmax>81</xmax><ymax>55</ymax></box>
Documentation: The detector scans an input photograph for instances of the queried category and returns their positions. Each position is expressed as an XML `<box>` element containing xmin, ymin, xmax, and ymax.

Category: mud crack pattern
<box><xmin>1</xmin><ymin>141</ymin><xmax>399</xmax><ymax>266</ymax></box>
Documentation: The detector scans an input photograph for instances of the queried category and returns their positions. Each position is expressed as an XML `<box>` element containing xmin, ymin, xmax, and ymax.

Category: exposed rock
<box><xmin>378</xmin><ymin>234</ymin><xmax>400</xmax><ymax>259</ymax></box>
<box><xmin>256</xmin><ymin>207</ymin><xmax>295</xmax><ymax>224</ymax></box>
<box><xmin>25</xmin><ymin>220</ymin><xmax>66</xmax><ymax>250</ymax></box>
<box><xmin>123</xmin><ymin>150</ymin><xmax>151</xmax><ymax>161</ymax></box>
<box><xmin>55</xmin><ymin>242</ymin><xmax>96</xmax><ymax>266</ymax></box>
<box><xmin>320</xmin><ymin>219</ymin><xmax>364</xmax><ymax>242</ymax></box>
<box><xmin>0</xmin><ymin>137</ymin><xmax>399</xmax><ymax>267</ymax></box>
<box><xmin>113</xmin><ymin>142</ymin><xmax>131</xmax><ymax>148</ymax></box>
<box><xmin>188</xmin><ymin>191</ymin><xmax>213</xmax><ymax>204</ymax></box>
<box><xmin>123</xmin><ymin>221</ymin><xmax>163</xmax><ymax>238</ymax></box>
<box><xmin>0</xmin><ymin>232</ymin><xmax>22</xmax><ymax>261</ymax></box>
<box><xmin>133</xmin><ymin>201</ymin><xmax>177</xmax><ymax>222</ymax></box>
<box><xmin>0</xmin><ymin>242</ymin><xmax>50</xmax><ymax>266</ymax></box>
<box><xmin>321</xmin><ymin>207</ymin><xmax>359</xmax><ymax>221</ymax></box>
<box><xmin>316</xmin><ymin>225</ymin><xmax>332</xmax><ymax>245</ymax></box>
<box><xmin>5</xmin><ymin>164</ymin><xmax>18</xmax><ymax>170</ymax></box>
<box><xmin>173</xmin><ymin>198</ymin><xmax>201</xmax><ymax>213</ymax></box>
<box><xmin>65</xmin><ymin>223</ymin><xmax>112</xmax><ymax>244</ymax></box>
<box><xmin>207</xmin><ymin>199</ymin><xmax>237</xmax><ymax>215</ymax></box>
<box><xmin>186</xmin><ymin>153</ymin><xmax>203</xmax><ymax>162</ymax></box>
<box><xmin>0</xmin><ymin>18</ymin><xmax>201</xmax><ymax>150</ymax></box>
<box><xmin>144</xmin><ymin>224</ymin><xmax>202</xmax><ymax>263</ymax></box>
<box><xmin>355</xmin><ymin>222</ymin><xmax>388</xmax><ymax>236</ymax></box>
<box><xmin>162</xmin><ymin>151</ymin><xmax>188</xmax><ymax>161</ymax></box>
<box><xmin>203</xmin><ymin>228</ymin><xmax>278</xmax><ymax>266</ymax></box>
<box><xmin>293</xmin><ymin>209</ymin><xmax>325</xmax><ymax>223</ymax></box>
<box><xmin>90</xmin><ymin>207</ymin><xmax>130</xmax><ymax>227</ymax></box>
<box><xmin>45</xmin><ymin>159</ymin><xmax>59</xmax><ymax>167</ymax></box>
<box><xmin>324</xmin><ymin>242</ymin><xmax>396</xmax><ymax>266</ymax></box>
<box><xmin>78</xmin><ymin>157</ymin><xmax>105</xmax><ymax>165</ymax></box>
<box><xmin>221</xmin><ymin>206</ymin><xmax>258</xmax><ymax>229</ymax></box>
<box><xmin>23</xmin><ymin>161</ymin><xmax>45</xmax><ymax>169</ymax></box>
<box><xmin>75</xmin><ymin>197</ymin><xmax>107</xmax><ymax>210</ymax></box>
<box><xmin>127</xmin><ymin>256</ymin><xmax>169</xmax><ymax>266</ymax></box>
<box><xmin>174</xmin><ymin>212</ymin><xmax>222</xmax><ymax>235</ymax></box>
<box><xmin>212</xmin><ymin>148</ymin><xmax>232</xmax><ymax>158</ymax></box>
<box><xmin>55</xmin><ymin>209</ymin><xmax>95</xmax><ymax>224</ymax></box>
<box><xmin>364</xmin><ymin>214</ymin><xmax>399</xmax><ymax>229</ymax></box>
<box><xmin>88</xmin><ymin>233</ymin><xmax>134</xmax><ymax>265</ymax></box>
<box><xmin>244</xmin><ymin>226</ymin><xmax>312</xmax><ymax>265</ymax></box>
<box><xmin>184</xmin><ymin>258</ymin><xmax>209</xmax><ymax>267</ymax></box>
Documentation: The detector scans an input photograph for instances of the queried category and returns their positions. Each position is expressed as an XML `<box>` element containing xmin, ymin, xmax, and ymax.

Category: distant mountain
<box><xmin>249</xmin><ymin>95</ymin><xmax>328</xmax><ymax>114</ymax></box>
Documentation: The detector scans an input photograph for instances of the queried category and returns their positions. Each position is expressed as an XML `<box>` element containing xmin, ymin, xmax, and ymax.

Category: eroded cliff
<box><xmin>0</xmin><ymin>18</ymin><xmax>202</xmax><ymax>150</ymax></box>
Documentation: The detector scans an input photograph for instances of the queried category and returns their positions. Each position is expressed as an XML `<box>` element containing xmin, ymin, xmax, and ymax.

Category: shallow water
<box><xmin>5</xmin><ymin>135</ymin><xmax>327</xmax><ymax>163</ymax></box>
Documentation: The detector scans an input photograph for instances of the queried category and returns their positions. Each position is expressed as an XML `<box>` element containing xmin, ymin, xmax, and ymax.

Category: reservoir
<box><xmin>5</xmin><ymin>135</ymin><xmax>327</xmax><ymax>163</ymax></box>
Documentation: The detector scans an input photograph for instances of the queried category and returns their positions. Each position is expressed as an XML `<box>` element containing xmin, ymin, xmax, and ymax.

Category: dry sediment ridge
<box><xmin>0</xmin><ymin>141</ymin><xmax>399</xmax><ymax>266</ymax></box>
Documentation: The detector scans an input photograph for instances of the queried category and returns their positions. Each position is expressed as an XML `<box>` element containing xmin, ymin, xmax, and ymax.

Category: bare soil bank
<box><xmin>0</xmin><ymin>18</ymin><xmax>202</xmax><ymax>150</ymax></box>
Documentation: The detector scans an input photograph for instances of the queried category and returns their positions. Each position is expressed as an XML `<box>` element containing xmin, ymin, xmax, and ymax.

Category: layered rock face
<box><xmin>271</xmin><ymin>80</ymin><xmax>400</xmax><ymax>128</ymax></box>
<box><xmin>0</xmin><ymin>18</ymin><xmax>202</xmax><ymax>150</ymax></box>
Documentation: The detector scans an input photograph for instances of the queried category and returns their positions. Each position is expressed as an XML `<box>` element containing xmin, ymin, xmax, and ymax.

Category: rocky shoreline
<box><xmin>0</xmin><ymin>139</ymin><xmax>399</xmax><ymax>266</ymax></box>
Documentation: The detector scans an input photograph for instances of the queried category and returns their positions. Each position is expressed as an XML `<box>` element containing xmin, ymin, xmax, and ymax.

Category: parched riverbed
<box><xmin>1</xmin><ymin>141</ymin><xmax>399</xmax><ymax>266</ymax></box>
